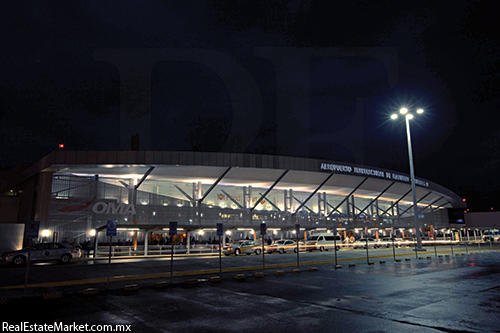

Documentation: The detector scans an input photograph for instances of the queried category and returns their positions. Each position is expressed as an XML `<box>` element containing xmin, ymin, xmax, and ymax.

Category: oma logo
<box><xmin>92</xmin><ymin>202</ymin><xmax>137</xmax><ymax>215</ymax></box>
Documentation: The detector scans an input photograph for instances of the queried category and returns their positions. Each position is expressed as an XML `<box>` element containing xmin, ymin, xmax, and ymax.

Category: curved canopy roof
<box><xmin>29</xmin><ymin>151</ymin><xmax>465</xmax><ymax>209</ymax></box>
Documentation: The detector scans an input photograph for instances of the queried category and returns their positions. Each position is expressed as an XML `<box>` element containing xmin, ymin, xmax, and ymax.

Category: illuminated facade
<box><xmin>19</xmin><ymin>151</ymin><xmax>465</xmax><ymax>243</ymax></box>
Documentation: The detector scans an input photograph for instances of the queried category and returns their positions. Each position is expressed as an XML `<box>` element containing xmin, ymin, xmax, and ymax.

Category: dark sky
<box><xmin>1</xmin><ymin>1</ymin><xmax>499</xmax><ymax>211</ymax></box>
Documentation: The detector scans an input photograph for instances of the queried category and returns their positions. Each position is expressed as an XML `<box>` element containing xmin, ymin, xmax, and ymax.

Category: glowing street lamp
<box><xmin>391</xmin><ymin>107</ymin><xmax>425</xmax><ymax>251</ymax></box>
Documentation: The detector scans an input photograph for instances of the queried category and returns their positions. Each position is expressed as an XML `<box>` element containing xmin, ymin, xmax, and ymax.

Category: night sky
<box><xmin>1</xmin><ymin>1</ymin><xmax>499</xmax><ymax>212</ymax></box>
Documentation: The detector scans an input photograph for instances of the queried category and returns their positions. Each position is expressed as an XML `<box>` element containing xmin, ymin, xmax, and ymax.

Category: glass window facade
<box><xmin>44</xmin><ymin>171</ymin><xmax>450</xmax><ymax>244</ymax></box>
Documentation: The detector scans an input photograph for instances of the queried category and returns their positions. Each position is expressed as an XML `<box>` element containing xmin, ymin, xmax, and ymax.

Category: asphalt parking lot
<box><xmin>1</xmin><ymin>248</ymin><xmax>500</xmax><ymax>333</ymax></box>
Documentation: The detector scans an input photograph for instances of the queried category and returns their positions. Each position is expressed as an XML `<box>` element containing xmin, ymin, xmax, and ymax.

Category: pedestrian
<box><xmin>82</xmin><ymin>240</ymin><xmax>92</xmax><ymax>257</ymax></box>
<box><xmin>117</xmin><ymin>239</ymin><xmax>123</xmax><ymax>252</ymax></box>
<box><xmin>267</xmin><ymin>236</ymin><xmax>272</xmax><ymax>245</ymax></box>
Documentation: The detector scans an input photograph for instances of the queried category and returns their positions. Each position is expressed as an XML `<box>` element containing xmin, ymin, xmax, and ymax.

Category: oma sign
<box><xmin>92</xmin><ymin>202</ymin><xmax>137</xmax><ymax>215</ymax></box>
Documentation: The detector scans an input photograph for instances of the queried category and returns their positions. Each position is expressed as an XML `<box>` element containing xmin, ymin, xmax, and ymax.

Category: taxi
<box><xmin>266</xmin><ymin>239</ymin><xmax>298</xmax><ymax>254</ymax></box>
<box><xmin>352</xmin><ymin>238</ymin><xmax>380</xmax><ymax>249</ymax></box>
<box><xmin>223</xmin><ymin>240</ymin><xmax>262</xmax><ymax>256</ymax></box>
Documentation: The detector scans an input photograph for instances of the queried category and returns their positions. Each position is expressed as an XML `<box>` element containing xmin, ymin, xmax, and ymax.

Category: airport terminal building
<box><xmin>1</xmin><ymin>151</ymin><xmax>465</xmax><ymax>247</ymax></box>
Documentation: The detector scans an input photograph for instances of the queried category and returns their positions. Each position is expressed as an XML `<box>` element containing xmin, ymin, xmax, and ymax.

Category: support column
<box><xmin>186</xmin><ymin>231</ymin><xmax>190</xmax><ymax>255</ymax></box>
<box><xmin>94</xmin><ymin>232</ymin><xmax>99</xmax><ymax>258</ymax></box>
<box><xmin>351</xmin><ymin>196</ymin><xmax>356</xmax><ymax>220</ymax></box>
<box><xmin>144</xmin><ymin>231</ymin><xmax>149</xmax><ymax>256</ymax></box>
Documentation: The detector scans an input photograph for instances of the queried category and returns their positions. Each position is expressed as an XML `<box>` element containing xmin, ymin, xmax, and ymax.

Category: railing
<box><xmin>90</xmin><ymin>243</ymin><xmax>222</xmax><ymax>257</ymax></box>
<box><xmin>83</xmin><ymin>238</ymin><xmax>497</xmax><ymax>258</ymax></box>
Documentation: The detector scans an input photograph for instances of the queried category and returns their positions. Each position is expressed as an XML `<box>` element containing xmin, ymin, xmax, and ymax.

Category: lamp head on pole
<box><xmin>391</xmin><ymin>108</ymin><xmax>424</xmax><ymax>121</ymax></box>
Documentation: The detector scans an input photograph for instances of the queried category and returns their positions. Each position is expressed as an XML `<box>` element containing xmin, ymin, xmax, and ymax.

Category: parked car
<box><xmin>352</xmin><ymin>238</ymin><xmax>379</xmax><ymax>249</ymax></box>
<box><xmin>1</xmin><ymin>242</ymin><xmax>76</xmax><ymax>265</ymax></box>
<box><xmin>483</xmin><ymin>232</ymin><xmax>500</xmax><ymax>242</ymax></box>
<box><xmin>266</xmin><ymin>239</ymin><xmax>298</xmax><ymax>254</ymax></box>
<box><xmin>305</xmin><ymin>233</ymin><xmax>341</xmax><ymax>252</ymax></box>
<box><xmin>378</xmin><ymin>238</ymin><xmax>393</xmax><ymax>248</ymax></box>
<box><xmin>223</xmin><ymin>240</ymin><xmax>262</xmax><ymax>256</ymax></box>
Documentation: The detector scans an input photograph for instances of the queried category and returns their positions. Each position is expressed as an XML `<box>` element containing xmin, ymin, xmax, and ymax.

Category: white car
<box><xmin>352</xmin><ymin>238</ymin><xmax>380</xmax><ymax>249</ymax></box>
<box><xmin>378</xmin><ymin>238</ymin><xmax>393</xmax><ymax>248</ymax></box>
<box><xmin>266</xmin><ymin>240</ymin><xmax>299</xmax><ymax>254</ymax></box>
<box><xmin>1</xmin><ymin>242</ymin><xmax>77</xmax><ymax>265</ymax></box>
<box><xmin>483</xmin><ymin>232</ymin><xmax>500</xmax><ymax>242</ymax></box>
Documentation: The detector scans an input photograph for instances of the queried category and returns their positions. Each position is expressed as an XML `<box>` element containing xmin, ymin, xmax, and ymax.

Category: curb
<box><xmin>235</xmin><ymin>274</ymin><xmax>246</xmax><ymax>281</ymax></box>
<box><xmin>82</xmin><ymin>288</ymin><xmax>99</xmax><ymax>295</ymax></box>
<box><xmin>43</xmin><ymin>292</ymin><xmax>62</xmax><ymax>299</ymax></box>
<box><xmin>154</xmin><ymin>281</ymin><xmax>169</xmax><ymax>288</ymax></box>
<box><xmin>210</xmin><ymin>276</ymin><xmax>221</xmax><ymax>282</ymax></box>
<box><xmin>124</xmin><ymin>284</ymin><xmax>139</xmax><ymax>291</ymax></box>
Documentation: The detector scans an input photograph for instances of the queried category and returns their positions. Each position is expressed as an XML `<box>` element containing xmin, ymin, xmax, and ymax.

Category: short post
<box><xmin>217</xmin><ymin>222</ymin><xmax>224</xmax><ymax>278</ymax></box>
<box><xmin>464</xmin><ymin>228</ymin><xmax>468</xmax><ymax>254</ymax></box>
<box><xmin>450</xmin><ymin>229</ymin><xmax>454</xmax><ymax>256</ymax></box>
<box><xmin>107</xmin><ymin>236</ymin><xmax>112</xmax><ymax>289</ymax></box>
<box><xmin>333</xmin><ymin>225</ymin><xmax>338</xmax><ymax>266</ymax></box>
<box><xmin>433</xmin><ymin>229</ymin><xmax>437</xmax><ymax>257</ymax></box>
<box><xmin>170</xmin><ymin>236</ymin><xmax>174</xmax><ymax>285</ymax></box>
<box><xmin>23</xmin><ymin>238</ymin><xmax>32</xmax><ymax>296</ymax></box>
<box><xmin>478</xmin><ymin>230</ymin><xmax>482</xmax><ymax>252</ymax></box>
<box><xmin>105</xmin><ymin>220</ymin><xmax>117</xmax><ymax>290</ymax></box>
<box><xmin>169</xmin><ymin>221</ymin><xmax>178</xmax><ymax>285</ymax></box>
<box><xmin>295</xmin><ymin>224</ymin><xmax>300</xmax><ymax>269</ymax></box>
<box><xmin>260</xmin><ymin>222</ymin><xmax>266</xmax><ymax>275</ymax></box>
<box><xmin>365</xmin><ymin>238</ymin><xmax>370</xmax><ymax>264</ymax></box>
<box><xmin>392</xmin><ymin>228</ymin><xmax>396</xmax><ymax>261</ymax></box>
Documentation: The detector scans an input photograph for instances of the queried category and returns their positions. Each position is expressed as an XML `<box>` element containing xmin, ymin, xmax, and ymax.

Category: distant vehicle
<box><xmin>352</xmin><ymin>238</ymin><xmax>379</xmax><ymax>249</ymax></box>
<box><xmin>1</xmin><ymin>242</ymin><xmax>76</xmax><ymax>265</ymax></box>
<box><xmin>402</xmin><ymin>237</ymin><xmax>415</xmax><ymax>246</ymax></box>
<box><xmin>305</xmin><ymin>233</ymin><xmax>341</xmax><ymax>252</ymax></box>
<box><xmin>378</xmin><ymin>238</ymin><xmax>393</xmax><ymax>248</ymax></box>
<box><xmin>223</xmin><ymin>240</ymin><xmax>261</xmax><ymax>256</ymax></box>
<box><xmin>483</xmin><ymin>232</ymin><xmax>500</xmax><ymax>242</ymax></box>
<box><xmin>266</xmin><ymin>239</ymin><xmax>298</xmax><ymax>254</ymax></box>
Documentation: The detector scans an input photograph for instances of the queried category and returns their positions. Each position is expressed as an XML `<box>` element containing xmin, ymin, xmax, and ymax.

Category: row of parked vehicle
<box><xmin>222</xmin><ymin>233</ymin><xmax>425</xmax><ymax>256</ymax></box>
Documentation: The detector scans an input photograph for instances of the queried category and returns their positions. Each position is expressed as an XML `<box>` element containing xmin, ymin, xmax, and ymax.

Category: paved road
<box><xmin>1</xmin><ymin>250</ymin><xmax>500</xmax><ymax>333</ymax></box>
<box><xmin>1</xmin><ymin>244</ymin><xmax>489</xmax><ymax>292</ymax></box>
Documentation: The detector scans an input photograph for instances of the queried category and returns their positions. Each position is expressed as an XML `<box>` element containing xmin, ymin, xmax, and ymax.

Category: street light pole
<box><xmin>404</xmin><ymin>114</ymin><xmax>423</xmax><ymax>251</ymax></box>
<box><xmin>391</xmin><ymin>107</ymin><xmax>425</xmax><ymax>251</ymax></box>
